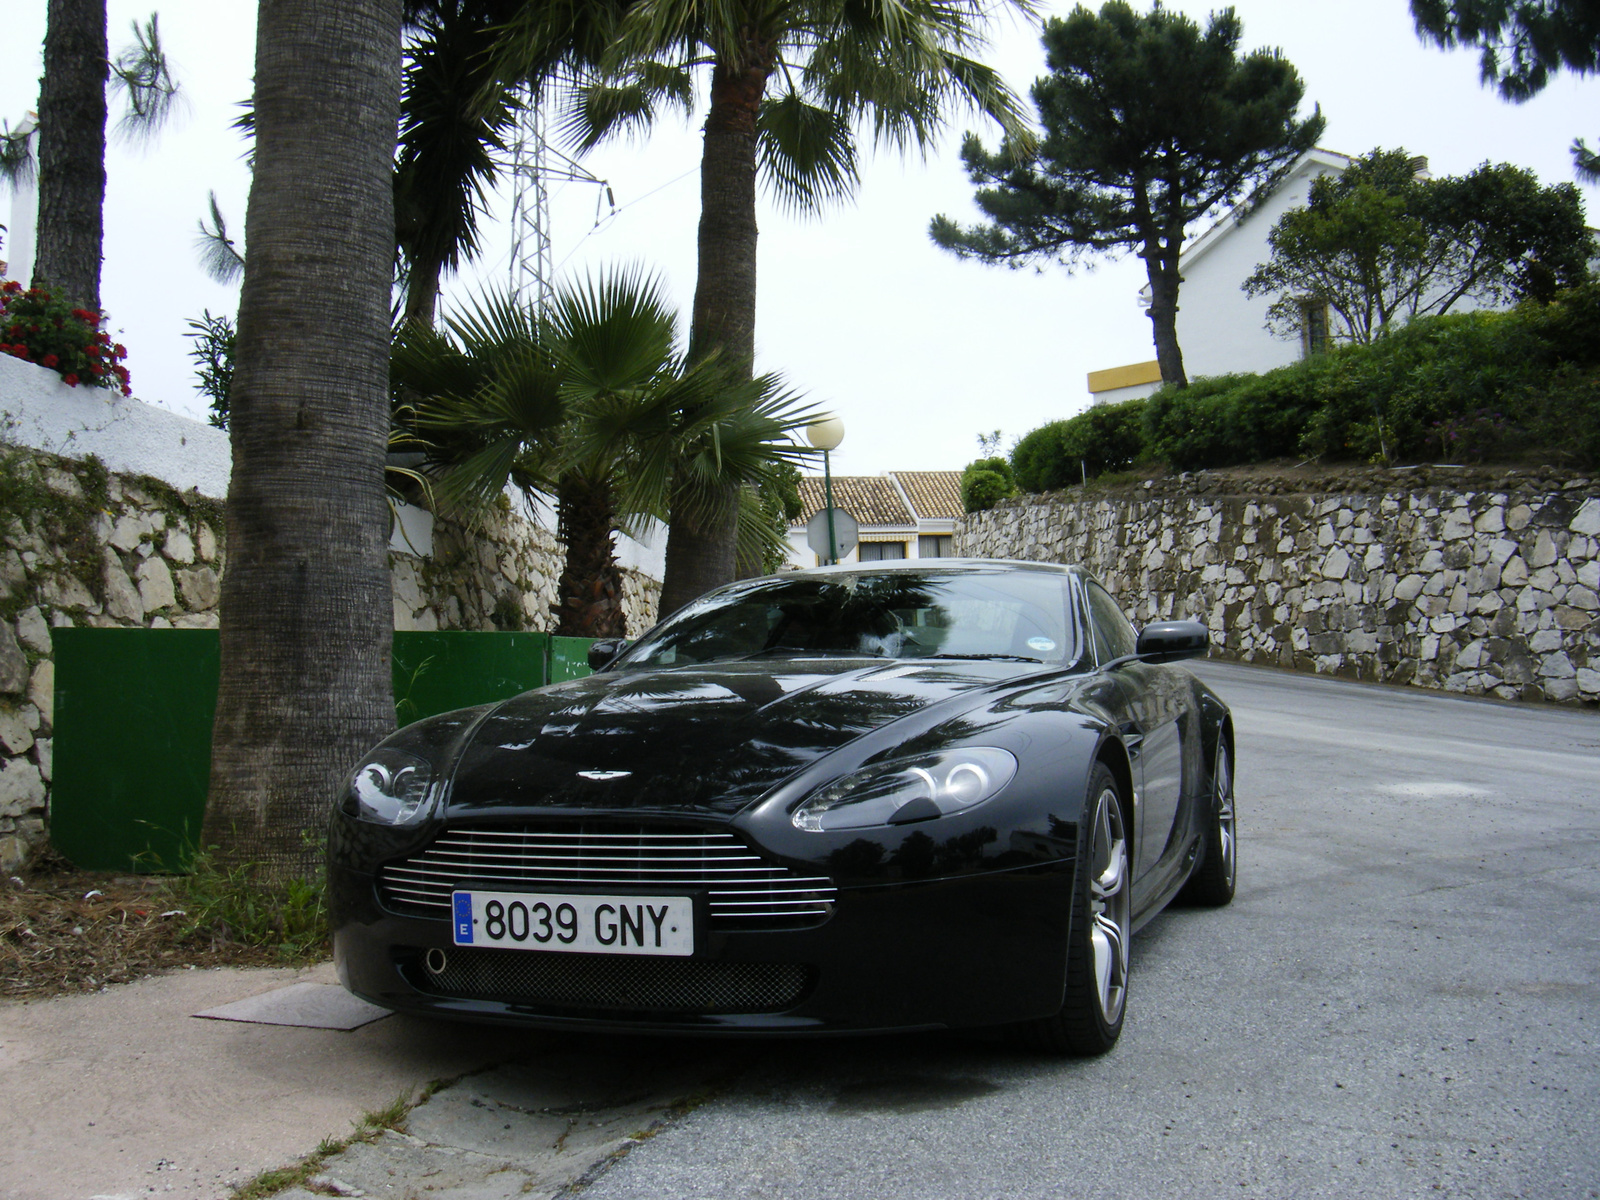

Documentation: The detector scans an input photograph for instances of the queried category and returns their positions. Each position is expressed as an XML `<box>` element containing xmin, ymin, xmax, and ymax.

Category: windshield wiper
<box><xmin>922</xmin><ymin>652</ymin><xmax>1043</xmax><ymax>663</ymax></box>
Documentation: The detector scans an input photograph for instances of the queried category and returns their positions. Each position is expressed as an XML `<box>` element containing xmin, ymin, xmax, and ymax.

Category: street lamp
<box><xmin>807</xmin><ymin>415</ymin><xmax>845</xmax><ymax>565</ymax></box>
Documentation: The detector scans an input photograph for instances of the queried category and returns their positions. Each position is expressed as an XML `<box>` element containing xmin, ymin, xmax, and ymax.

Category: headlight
<box><xmin>792</xmin><ymin>748</ymin><xmax>1017</xmax><ymax>832</ymax></box>
<box><xmin>342</xmin><ymin>748</ymin><xmax>437</xmax><ymax>825</ymax></box>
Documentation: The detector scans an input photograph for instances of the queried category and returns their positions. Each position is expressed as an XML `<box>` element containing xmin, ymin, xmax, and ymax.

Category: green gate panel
<box><xmin>548</xmin><ymin>636</ymin><xmax>596</xmax><ymax>684</ymax></box>
<box><xmin>50</xmin><ymin>628</ymin><xmax>221</xmax><ymax>873</ymax></box>
<box><xmin>392</xmin><ymin>631</ymin><xmax>552</xmax><ymax>725</ymax></box>
<box><xmin>49</xmin><ymin>628</ymin><xmax>594</xmax><ymax>872</ymax></box>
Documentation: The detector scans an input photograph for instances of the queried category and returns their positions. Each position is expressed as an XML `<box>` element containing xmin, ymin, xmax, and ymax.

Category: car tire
<box><xmin>1180</xmin><ymin>739</ymin><xmax>1236</xmax><ymax>907</ymax></box>
<box><xmin>1019</xmin><ymin>762</ymin><xmax>1130</xmax><ymax>1056</ymax></box>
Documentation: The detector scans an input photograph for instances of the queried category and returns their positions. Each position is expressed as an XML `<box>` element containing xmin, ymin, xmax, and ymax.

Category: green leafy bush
<box><xmin>1011</xmin><ymin>397</ymin><xmax>1148</xmax><ymax>492</ymax></box>
<box><xmin>1135</xmin><ymin>281</ymin><xmax>1600</xmax><ymax>470</ymax></box>
<box><xmin>961</xmin><ymin>466</ymin><xmax>1012</xmax><ymax>513</ymax></box>
<box><xmin>0</xmin><ymin>280</ymin><xmax>132</xmax><ymax>395</ymax></box>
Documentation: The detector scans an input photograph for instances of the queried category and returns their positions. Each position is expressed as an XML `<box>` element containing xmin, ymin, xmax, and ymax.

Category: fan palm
<box><xmin>499</xmin><ymin>0</ymin><xmax>1037</xmax><ymax>616</ymax></box>
<box><xmin>396</xmin><ymin>266</ymin><xmax>816</xmax><ymax>637</ymax></box>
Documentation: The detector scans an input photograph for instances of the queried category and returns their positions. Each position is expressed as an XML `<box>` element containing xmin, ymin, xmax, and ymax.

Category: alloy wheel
<box><xmin>1088</xmin><ymin>785</ymin><xmax>1130</xmax><ymax>1025</ymax></box>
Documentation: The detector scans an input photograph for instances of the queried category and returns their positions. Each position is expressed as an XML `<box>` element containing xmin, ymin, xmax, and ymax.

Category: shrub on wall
<box><xmin>0</xmin><ymin>281</ymin><xmax>132</xmax><ymax>395</ymax></box>
<box><xmin>1010</xmin><ymin>397</ymin><xmax>1148</xmax><ymax>492</ymax></box>
<box><xmin>961</xmin><ymin>456</ymin><xmax>1014</xmax><ymax>512</ymax></box>
<box><xmin>1139</xmin><ymin>281</ymin><xmax>1600</xmax><ymax>471</ymax></box>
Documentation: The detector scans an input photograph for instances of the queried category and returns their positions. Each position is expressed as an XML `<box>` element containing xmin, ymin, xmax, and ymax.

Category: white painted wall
<box><xmin>2</xmin><ymin>119</ymin><xmax>37</xmax><ymax>283</ymax></box>
<box><xmin>0</xmin><ymin>354</ymin><xmax>666</xmax><ymax>579</ymax></box>
<box><xmin>1093</xmin><ymin>380</ymin><xmax>1162</xmax><ymax>406</ymax></box>
<box><xmin>0</xmin><ymin>352</ymin><xmax>232</xmax><ymax>496</ymax></box>
<box><xmin>1163</xmin><ymin>155</ymin><xmax>1347</xmax><ymax>381</ymax></box>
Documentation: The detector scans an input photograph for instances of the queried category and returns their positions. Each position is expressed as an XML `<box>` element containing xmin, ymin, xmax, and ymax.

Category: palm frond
<box><xmin>110</xmin><ymin>14</ymin><xmax>183</xmax><ymax>145</ymax></box>
<box><xmin>0</xmin><ymin>120</ymin><xmax>36</xmax><ymax>190</ymax></box>
<box><xmin>550</xmin><ymin>264</ymin><xmax>679</xmax><ymax>394</ymax></box>
<box><xmin>194</xmin><ymin>191</ymin><xmax>245</xmax><ymax>285</ymax></box>
<box><xmin>757</xmin><ymin>90</ymin><xmax>860</xmax><ymax>212</ymax></box>
<box><xmin>558</xmin><ymin>59</ymin><xmax>695</xmax><ymax>150</ymax></box>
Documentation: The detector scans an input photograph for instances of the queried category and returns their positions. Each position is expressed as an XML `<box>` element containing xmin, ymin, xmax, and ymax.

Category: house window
<box><xmin>1299</xmin><ymin>299</ymin><xmax>1330</xmax><ymax>357</ymax></box>
<box><xmin>918</xmin><ymin>535</ymin><xmax>953</xmax><ymax>558</ymax></box>
<box><xmin>858</xmin><ymin>541</ymin><xmax>906</xmax><ymax>561</ymax></box>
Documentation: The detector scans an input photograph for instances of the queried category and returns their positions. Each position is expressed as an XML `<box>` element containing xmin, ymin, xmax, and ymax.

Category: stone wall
<box><xmin>958</xmin><ymin>469</ymin><xmax>1600</xmax><ymax>707</ymax></box>
<box><xmin>0</xmin><ymin>445</ymin><xmax>661</xmax><ymax>872</ymax></box>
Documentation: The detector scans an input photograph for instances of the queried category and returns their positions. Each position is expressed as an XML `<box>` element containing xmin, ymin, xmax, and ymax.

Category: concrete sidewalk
<box><xmin>1</xmin><ymin>963</ymin><xmax>509</xmax><ymax>1200</ymax></box>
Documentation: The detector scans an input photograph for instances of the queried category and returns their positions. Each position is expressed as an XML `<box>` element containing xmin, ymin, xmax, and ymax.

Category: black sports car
<box><xmin>329</xmin><ymin>560</ymin><xmax>1235</xmax><ymax>1054</ymax></box>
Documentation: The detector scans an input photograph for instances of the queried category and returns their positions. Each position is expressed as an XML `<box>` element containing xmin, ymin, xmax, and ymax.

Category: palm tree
<box><xmin>200</xmin><ymin>0</ymin><xmax>403</xmax><ymax>880</ymax></box>
<box><xmin>394</xmin><ymin>0</ymin><xmax>527</xmax><ymax>328</ymax></box>
<box><xmin>397</xmin><ymin>267</ymin><xmax>815</xmax><ymax>637</ymax></box>
<box><xmin>28</xmin><ymin>8</ymin><xmax>178</xmax><ymax>309</ymax></box>
<box><xmin>500</xmin><ymin>0</ymin><xmax>1035</xmax><ymax>615</ymax></box>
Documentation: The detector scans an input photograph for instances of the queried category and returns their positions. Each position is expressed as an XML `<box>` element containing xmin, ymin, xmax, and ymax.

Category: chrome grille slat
<box><xmin>378</xmin><ymin>824</ymin><xmax>836</xmax><ymax>930</ymax></box>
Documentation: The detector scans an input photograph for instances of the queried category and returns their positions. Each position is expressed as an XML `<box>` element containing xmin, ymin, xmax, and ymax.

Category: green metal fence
<box><xmin>50</xmin><ymin>629</ymin><xmax>593</xmax><ymax>871</ymax></box>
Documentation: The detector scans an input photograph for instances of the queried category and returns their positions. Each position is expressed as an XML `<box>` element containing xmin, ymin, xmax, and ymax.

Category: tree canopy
<box><xmin>931</xmin><ymin>2</ymin><xmax>1323</xmax><ymax>388</ymax></box>
<box><xmin>499</xmin><ymin>0</ymin><xmax>1033</xmax><ymax>613</ymax></box>
<box><xmin>1411</xmin><ymin>0</ymin><xmax>1600</xmax><ymax>180</ymax></box>
<box><xmin>1243</xmin><ymin>148</ymin><xmax>1595</xmax><ymax>346</ymax></box>
<box><xmin>395</xmin><ymin>269</ymin><xmax>816</xmax><ymax>636</ymax></box>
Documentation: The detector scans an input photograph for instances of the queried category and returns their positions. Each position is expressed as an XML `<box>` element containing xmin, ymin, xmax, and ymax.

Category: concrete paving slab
<box><xmin>0</xmin><ymin>963</ymin><xmax>508</xmax><ymax>1200</ymax></box>
<box><xmin>290</xmin><ymin>1043</ymin><xmax>751</xmax><ymax>1200</ymax></box>
<box><xmin>192</xmin><ymin>981</ymin><xmax>391</xmax><ymax>1030</ymax></box>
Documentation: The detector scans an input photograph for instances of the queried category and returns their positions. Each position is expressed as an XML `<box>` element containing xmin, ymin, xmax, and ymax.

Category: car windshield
<box><xmin>617</xmin><ymin>569</ymin><xmax>1083</xmax><ymax>669</ymax></box>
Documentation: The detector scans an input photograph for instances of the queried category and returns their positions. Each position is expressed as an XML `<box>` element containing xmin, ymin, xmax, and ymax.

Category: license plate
<box><xmin>451</xmin><ymin>890</ymin><xmax>694</xmax><ymax>956</ymax></box>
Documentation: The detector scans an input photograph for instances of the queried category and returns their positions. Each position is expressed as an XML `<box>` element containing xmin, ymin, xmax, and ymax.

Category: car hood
<box><xmin>444</xmin><ymin>657</ymin><xmax>1029</xmax><ymax>817</ymax></box>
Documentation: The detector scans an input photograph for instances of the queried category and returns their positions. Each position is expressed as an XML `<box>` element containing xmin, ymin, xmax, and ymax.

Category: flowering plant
<box><xmin>0</xmin><ymin>280</ymin><xmax>132</xmax><ymax>395</ymax></box>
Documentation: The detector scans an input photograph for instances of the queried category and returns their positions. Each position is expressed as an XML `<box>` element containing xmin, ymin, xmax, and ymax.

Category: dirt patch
<box><xmin>0</xmin><ymin>850</ymin><xmax>315</xmax><ymax>1001</ymax></box>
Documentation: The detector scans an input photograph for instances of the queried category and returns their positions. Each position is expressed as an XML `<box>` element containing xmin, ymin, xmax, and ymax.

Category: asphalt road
<box><xmin>563</xmin><ymin>661</ymin><xmax>1600</xmax><ymax>1200</ymax></box>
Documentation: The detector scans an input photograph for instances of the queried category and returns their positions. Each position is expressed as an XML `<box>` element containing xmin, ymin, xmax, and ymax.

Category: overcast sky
<box><xmin>2</xmin><ymin>0</ymin><xmax>1595</xmax><ymax>478</ymax></box>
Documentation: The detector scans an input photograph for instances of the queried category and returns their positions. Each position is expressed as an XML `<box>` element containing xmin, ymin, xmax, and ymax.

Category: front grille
<box><xmin>418</xmin><ymin>947</ymin><xmax>812</xmax><ymax>1014</ymax></box>
<box><xmin>379</xmin><ymin>825</ymin><xmax>836</xmax><ymax>930</ymax></box>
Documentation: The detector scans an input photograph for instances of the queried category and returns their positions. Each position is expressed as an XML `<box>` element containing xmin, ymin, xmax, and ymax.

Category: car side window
<box><xmin>1085</xmin><ymin>582</ymin><xmax>1138</xmax><ymax>663</ymax></box>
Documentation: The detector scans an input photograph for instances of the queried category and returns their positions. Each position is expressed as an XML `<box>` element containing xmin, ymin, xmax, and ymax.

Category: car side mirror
<box><xmin>587</xmin><ymin>638</ymin><xmax>631</xmax><ymax>672</ymax></box>
<box><xmin>1135</xmin><ymin>620</ymin><xmax>1208</xmax><ymax>664</ymax></box>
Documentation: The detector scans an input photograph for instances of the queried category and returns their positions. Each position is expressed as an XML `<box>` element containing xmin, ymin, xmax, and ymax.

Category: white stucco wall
<box><xmin>0</xmin><ymin>353</ymin><xmax>232</xmax><ymax>496</ymax></box>
<box><xmin>1092</xmin><ymin>380</ymin><xmax>1162</xmax><ymax>406</ymax></box>
<box><xmin>0</xmin><ymin>353</ymin><xmax>666</xmax><ymax>578</ymax></box>
<box><xmin>1163</xmin><ymin>156</ymin><xmax>1346</xmax><ymax>381</ymax></box>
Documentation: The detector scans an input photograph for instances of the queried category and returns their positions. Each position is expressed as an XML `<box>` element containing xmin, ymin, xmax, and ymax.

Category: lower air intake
<box><xmin>418</xmin><ymin>947</ymin><xmax>812</xmax><ymax>1014</ymax></box>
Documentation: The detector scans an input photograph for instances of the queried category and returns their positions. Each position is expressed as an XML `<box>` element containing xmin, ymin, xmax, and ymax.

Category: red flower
<box><xmin>63</xmin><ymin>373</ymin><xmax>79</xmax><ymax>386</ymax></box>
<box><xmin>120</xmin><ymin>384</ymin><xmax>132</xmax><ymax>396</ymax></box>
<box><xmin>114</xmin><ymin>343</ymin><xmax>126</xmax><ymax>356</ymax></box>
<box><xmin>41</xmin><ymin>353</ymin><xmax>58</xmax><ymax>368</ymax></box>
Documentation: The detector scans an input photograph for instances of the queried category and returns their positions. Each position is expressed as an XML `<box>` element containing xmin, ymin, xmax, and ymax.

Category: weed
<box><xmin>158</xmin><ymin>844</ymin><xmax>328</xmax><ymax>962</ymax></box>
<box><xmin>228</xmin><ymin>1089</ymin><xmax>420</xmax><ymax>1200</ymax></box>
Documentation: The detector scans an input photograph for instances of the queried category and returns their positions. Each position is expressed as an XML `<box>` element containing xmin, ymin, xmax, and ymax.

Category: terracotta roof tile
<box><xmin>796</xmin><ymin>475</ymin><xmax>915</xmax><ymax>527</ymax></box>
<box><xmin>889</xmin><ymin>471</ymin><xmax>963</xmax><ymax>521</ymax></box>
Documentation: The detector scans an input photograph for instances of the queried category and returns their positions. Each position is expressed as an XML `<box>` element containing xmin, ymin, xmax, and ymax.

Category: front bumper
<box><xmin>330</xmin><ymin>859</ymin><xmax>1075</xmax><ymax>1034</ymax></box>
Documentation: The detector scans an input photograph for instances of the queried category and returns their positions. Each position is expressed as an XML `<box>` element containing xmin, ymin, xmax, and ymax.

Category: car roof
<box><xmin>765</xmin><ymin>558</ymin><xmax>1088</xmax><ymax>582</ymax></box>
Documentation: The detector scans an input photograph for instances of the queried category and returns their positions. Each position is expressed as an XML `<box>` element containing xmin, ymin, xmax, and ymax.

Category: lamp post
<box><xmin>807</xmin><ymin>415</ymin><xmax>845</xmax><ymax>564</ymax></box>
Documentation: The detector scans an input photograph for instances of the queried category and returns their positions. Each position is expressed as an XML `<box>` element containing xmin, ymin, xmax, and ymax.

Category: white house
<box><xmin>1087</xmin><ymin>148</ymin><xmax>1361</xmax><ymax>403</ymax></box>
<box><xmin>786</xmin><ymin>471</ymin><xmax>963</xmax><ymax>568</ymax></box>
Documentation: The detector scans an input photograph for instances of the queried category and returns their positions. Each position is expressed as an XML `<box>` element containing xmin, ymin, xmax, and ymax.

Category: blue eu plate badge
<box><xmin>452</xmin><ymin>892</ymin><xmax>474</xmax><ymax>943</ymax></box>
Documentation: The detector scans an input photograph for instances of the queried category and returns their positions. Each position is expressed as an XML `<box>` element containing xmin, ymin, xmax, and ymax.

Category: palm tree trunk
<box><xmin>658</xmin><ymin>45</ymin><xmax>771</xmax><ymax>619</ymax></box>
<box><xmin>32</xmin><ymin>0</ymin><xmax>108</xmax><ymax>311</ymax></box>
<box><xmin>202</xmin><ymin>0</ymin><xmax>402</xmax><ymax>881</ymax></box>
<box><xmin>553</xmin><ymin>475</ymin><xmax>627</xmax><ymax>638</ymax></box>
<box><xmin>401</xmin><ymin>251</ymin><xmax>443</xmax><ymax>328</ymax></box>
